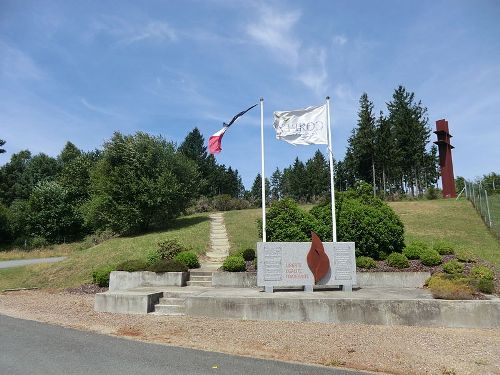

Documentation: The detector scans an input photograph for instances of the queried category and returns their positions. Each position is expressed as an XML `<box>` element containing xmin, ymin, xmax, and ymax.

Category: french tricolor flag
<box><xmin>208</xmin><ymin>103</ymin><xmax>257</xmax><ymax>154</ymax></box>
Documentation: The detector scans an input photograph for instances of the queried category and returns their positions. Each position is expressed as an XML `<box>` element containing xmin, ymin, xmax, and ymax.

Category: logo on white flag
<box><xmin>273</xmin><ymin>104</ymin><xmax>328</xmax><ymax>145</ymax></box>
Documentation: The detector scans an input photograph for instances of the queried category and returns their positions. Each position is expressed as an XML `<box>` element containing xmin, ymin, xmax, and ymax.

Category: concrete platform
<box><xmin>95</xmin><ymin>288</ymin><xmax>163</xmax><ymax>314</ymax></box>
<box><xmin>95</xmin><ymin>285</ymin><xmax>500</xmax><ymax>328</ymax></box>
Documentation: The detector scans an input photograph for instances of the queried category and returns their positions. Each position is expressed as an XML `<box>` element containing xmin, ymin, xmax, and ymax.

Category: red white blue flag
<box><xmin>208</xmin><ymin>103</ymin><xmax>257</xmax><ymax>154</ymax></box>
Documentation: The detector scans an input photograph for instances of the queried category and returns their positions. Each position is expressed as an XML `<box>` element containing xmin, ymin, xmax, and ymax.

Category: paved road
<box><xmin>0</xmin><ymin>315</ymin><xmax>371</xmax><ymax>375</ymax></box>
<box><xmin>0</xmin><ymin>256</ymin><xmax>66</xmax><ymax>269</ymax></box>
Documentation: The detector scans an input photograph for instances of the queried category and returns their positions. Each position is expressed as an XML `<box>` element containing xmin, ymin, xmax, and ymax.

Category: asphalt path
<box><xmin>0</xmin><ymin>315</ymin><xmax>373</xmax><ymax>375</ymax></box>
<box><xmin>0</xmin><ymin>256</ymin><xmax>66</xmax><ymax>269</ymax></box>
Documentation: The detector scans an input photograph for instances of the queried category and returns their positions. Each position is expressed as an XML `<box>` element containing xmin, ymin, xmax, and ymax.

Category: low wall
<box><xmin>109</xmin><ymin>271</ymin><xmax>188</xmax><ymax>291</ymax></box>
<box><xmin>211</xmin><ymin>271</ymin><xmax>430</xmax><ymax>289</ymax></box>
<box><xmin>95</xmin><ymin>290</ymin><xmax>163</xmax><ymax>314</ymax></box>
<box><xmin>185</xmin><ymin>296</ymin><xmax>500</xmax><ymax>328</ymax></box>
<box><xmin>356</xmin><ymin>272</ymin><xmax>430</xmax><ymax>288</ymax></box>
<box><xmin>212</xmin><ymin>272</ymin><xmax>257</xmax><ymax>288</ymax></box>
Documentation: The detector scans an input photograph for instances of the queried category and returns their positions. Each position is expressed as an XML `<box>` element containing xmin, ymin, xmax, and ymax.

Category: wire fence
<box><xmin>462</xmin><ymin>181</ymin><xmax>500</xmax><ymax>239</ymax></box>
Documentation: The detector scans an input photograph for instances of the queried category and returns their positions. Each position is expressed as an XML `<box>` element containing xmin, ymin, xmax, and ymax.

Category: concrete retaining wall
<box><xmin>211</xmin><ymin>271</ymin><xmax>430</xmax><ymax>289</ymax></box>
<box><xmin>185</xmin><ymin>296</ymin><xmax>500</xmax><ymax>328</ymax></box>
<box><xmin>95</xmin><ymin>290</ymin><xmax>163</xmax><ymax>314</ymax></box>
<box><xmin>356</xmin><ymin>272</ymin><xmax>430</xmax><ymax>288</ymax></box>
<box><xmin>212</xmin><ymin>272</ymin><xmax>257</xmax><ymax>288</ymax></box>
<box><xmin>109</xmin><ymin>271</ymin><xmax>188</xmax><ymax>291</ymax></box>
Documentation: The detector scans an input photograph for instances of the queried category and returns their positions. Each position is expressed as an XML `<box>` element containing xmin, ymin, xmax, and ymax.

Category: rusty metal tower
<box><xmin>434</xmin><ymin>119</ymin><xmax>457</xmax><ymax>198</ymax></box>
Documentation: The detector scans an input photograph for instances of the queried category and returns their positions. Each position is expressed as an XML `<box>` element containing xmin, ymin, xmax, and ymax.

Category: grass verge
<box><xmin>0</xmin><ymin>213</ymin><xmax>210</xmax><ymax>290</ymax></box>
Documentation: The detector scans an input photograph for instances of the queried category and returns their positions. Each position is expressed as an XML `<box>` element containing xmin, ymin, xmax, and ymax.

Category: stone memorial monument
<box><xmin>257</xmin><ymin>232</ymin><xmax>356</xmax><ymax>293</ymax></box>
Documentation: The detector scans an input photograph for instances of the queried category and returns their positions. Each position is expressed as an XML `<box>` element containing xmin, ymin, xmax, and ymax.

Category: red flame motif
<box><xmin>307</xmin><ymin>231</ymin><xmax>330</xmax><ymax>283</ymax></box>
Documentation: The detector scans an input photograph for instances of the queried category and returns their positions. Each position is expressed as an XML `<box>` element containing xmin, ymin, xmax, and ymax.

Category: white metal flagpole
<box><xmin>326</xmin><ymin>96</ymin><xmax>337</xmax><ymax>242</ymax></box>
<box><xmin>260</xmin><ymin>98</ymin><xmax>267</xmax><ymax>242</ymax></box>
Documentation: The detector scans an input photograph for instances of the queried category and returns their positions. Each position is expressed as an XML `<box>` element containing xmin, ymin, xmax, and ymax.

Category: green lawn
<box><xmin>0</xmin><ymin>213</ymin><xmax>210</xmax><ymax>290</ymax></box>
<box><xmin>486</xmin><ymin>194</ymin><xmax>500</xmax><ymax>238</ymax></box>
<box><xmin>389</xmin><ymin>199</ymin><xmax>499</xmax><ymax>269</ymax></box>
<box><xmin>1</xmin><ymin>199</ymin><xmax>498</xmax><ymax>291</ymax></box>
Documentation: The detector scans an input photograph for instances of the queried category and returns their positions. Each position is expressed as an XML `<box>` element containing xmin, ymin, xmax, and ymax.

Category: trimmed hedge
<box><xmin>386</xmin><ymin>252</ymin><xmax>410</xmax><ymax>268</ymax></box>
<box><xmin>420</xmin><ymin>249</ymin><xmax>442</xmax><ymax>266</ymax></box>
<box><xmin>92</xmin><ymin>265</ymin><xmax>115</xmax><ymax>287</ymax></box>
<box><xmin>174</xmin><ymin>251</ymin><xmax>200</xmax><ymax>269</ymax></box>
<box><xmin>242</xmin><ymin>248</ymin><xmax>256</xmax><ymax>261</ymax></box>
<box><xmin>433</xmin><ymin>240</ymin><xmax>454</xmax><ymax>255</ymax></box>
<box><xmin>310</xmin><ymin>194</ymin><xmax>405</xmax><ymax>259</ymax></box>
<box><xmin>222</xmin><ymin>255</ymin><xmax>246</xmax><ymax>272</ymax></box>
<box><xmin>403</xmin><ymin>242</ymin><xmax>427</xmax><ymax>260</ymax></box>
<box><xmin>147</xmin><ymin>259</ymin><xmax>188</xmax><ymax>273</ymax></box>
<box><xmin>356</xmin><ymin>256</ymin><xmax>377</xmax><ymax>269</ymax></box>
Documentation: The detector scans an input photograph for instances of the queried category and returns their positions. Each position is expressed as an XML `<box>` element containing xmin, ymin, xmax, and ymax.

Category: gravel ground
<box><xmin>0</xmin><ymin>290</ymin><xmax>499</xmax><ymax>375</ymax></box>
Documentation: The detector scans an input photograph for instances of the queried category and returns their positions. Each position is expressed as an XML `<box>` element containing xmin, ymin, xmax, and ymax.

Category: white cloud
<box><xmin>333</xmin><ymin>35</ymin><xmax>347</xmax><ymax>46</ymax></box>
<box><xmin>0</xmin><ymin>41</ymin><xmax>45</xmax><ymax>81</ymax></box>
<box><xmin>88</xmin><ymin>17</ymin><xmax>177</xmax><ymax>45</ymax></box>
<box><xmin>245</xmin><ymin>4</ymin><xmax>329</xmax><ymax>96</ymax></box>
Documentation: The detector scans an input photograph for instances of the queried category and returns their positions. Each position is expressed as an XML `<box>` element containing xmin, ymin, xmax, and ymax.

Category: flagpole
<box><xmin>326</xmin><ymin>96</ymin><xmax>337</xmax><ymax>242</ymax></box>
<box><xmin>260</xmin><ymin>97</ymin><xmax>267</xmax><ymax>242</ymax></box>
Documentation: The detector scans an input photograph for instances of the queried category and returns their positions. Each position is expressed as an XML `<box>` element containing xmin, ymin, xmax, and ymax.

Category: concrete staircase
<box><xmin>154</xmin><ymin>296</ymin><xmax>186</xmax><ymax>315</ymax></box>
<box><xmin>187</xmin><ymin>270</ymin><xmax>213</xmax><ymax>287</ymax></box>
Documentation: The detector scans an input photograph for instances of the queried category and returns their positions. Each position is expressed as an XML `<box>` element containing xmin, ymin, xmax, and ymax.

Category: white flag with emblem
<box><xmin>273</xmin><ymin>104</ymin><xmax>328</xmax><ymax>145</ymax></box>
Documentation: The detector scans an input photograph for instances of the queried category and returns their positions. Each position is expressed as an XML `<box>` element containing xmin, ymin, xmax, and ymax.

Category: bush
<box><xmin>92</xmin><ymin>265</ymin><xmax>115</xmax><ymax>287</ymax></box>
<box><xmin>263</xmin><ymin>198</ymin><xmax>322</xmax><ymax>242</ymax></box>
<box><xmin>29</xmin><ymin>236</ymin><xmax>50</xmax><ymax>249</ymax></box>
<box><xmin>427</xmin><ymin>274</ymin><xmax>475</xmax><ymax>300</ymax></box>
<box><xmin>222</xmin><ymin>255</ymin><xmax>246</xmax><ymax>272</ymax></box>
<box><xmin>425</xmin><ymin>186</ymin><xmax>439</xmax><ymax>200</ymax></box>
<box><xmin>469</xmin><ymin>265</ymin><xmax>494</xmax><ymax>281</ymax></box>
<box><xmin>116</xmin><ymin>259</ymin><xmax>149</xmax><ymax>272</ymax></box>
<box><xmin>455</xmin><ymin>249</ymin><xmax>477</xmax><ymax>263</ymax></box>
<box><xmin>442</xmin><ymin>260</ymin><xmax>464</xmax><ymax>275</ymax></box>
<box><xmin>157</xmin><ymin>239</ymin><xmax>185</xmax><ymax>261</ymax></box>
<box><xmin>311</xmin><ymin>193</ymin><xmax>405</xmax><ymax>259</ymax></box>
<box><xmin>386</xmin><ymin>252</ymin><xmax>410</xmax><ymax>268</ymax></box>
<box><xmin>174</xmin><ymin>251</ymin><xmax>200</xmax><ymax>269</ymax></box>
<box><xmin>433</xmin><ymin>240</ymin><xmax>454</xmax><ymax>255</ymax></box>
<box><xmin>403</xmin><ymin>242</ymin><xmax>427</xmax><ymax>260</ymax></box>
<box><xmin>147</xmin><ymin>259</ymin><xmax>188</xmax><ymax>273</ymax></box>
<box><xmin>420</xmin><ymin>249</ymin><xmax>442</xmax><ymax>266</ymax></box>
<box><xmin>356</xmin><ymin>256</ymin><xmax>377</xmax><ymax>269</ymax></box>
<box><xmin>242</xmin><ymin>248</ymin><xmax>256</xmax><ymax>261</ymax></box>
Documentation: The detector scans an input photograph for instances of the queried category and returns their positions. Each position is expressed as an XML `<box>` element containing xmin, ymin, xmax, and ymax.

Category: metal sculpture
<box><xmin>434</xmin><ymin>119</ymin><xmax>457</xmax><ymax>198</ymax></box>
<box><xmin>307</xmin><ymin>231</ymin><xmax>330</xmax><ymax>283</ymax></box>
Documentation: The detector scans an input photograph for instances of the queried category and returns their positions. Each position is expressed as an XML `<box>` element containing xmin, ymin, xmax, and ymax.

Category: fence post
<box><xmin>484</xmin><ymin>190</ymin><xmax>492</xmax><ymax>228</ymax></box>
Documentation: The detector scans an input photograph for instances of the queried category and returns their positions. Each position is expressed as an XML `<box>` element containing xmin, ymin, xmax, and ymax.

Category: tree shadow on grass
<box><xmin>121</xmin><ymin>215</ymin><xmax>211</xmax><ymax>238</ymax></box>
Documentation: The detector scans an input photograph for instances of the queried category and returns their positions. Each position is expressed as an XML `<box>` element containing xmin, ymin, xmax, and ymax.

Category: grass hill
<box><xmin>0</xmin><ymin>199</ymin><xmax>498</xmax><ymax>291</ymax></box>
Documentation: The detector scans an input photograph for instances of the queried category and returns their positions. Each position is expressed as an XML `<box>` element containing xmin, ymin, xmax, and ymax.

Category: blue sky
<box><xmin>1</xmin><ymin>0</ymin><xmax>499</xmax><ymax>188</ymax></box>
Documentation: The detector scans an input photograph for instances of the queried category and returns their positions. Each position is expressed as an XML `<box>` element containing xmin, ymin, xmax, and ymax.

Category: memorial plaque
<box><xmin>257</xmin><ymin>242</ymin><xmax>356</xmax><ymax>292</ymax></box>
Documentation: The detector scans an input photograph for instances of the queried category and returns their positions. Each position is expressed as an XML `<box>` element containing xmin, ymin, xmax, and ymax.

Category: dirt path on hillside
<box><xmin>0</xmin><ymin>290</ymin><xmax>498</xmax><ymax>375</ymax></box>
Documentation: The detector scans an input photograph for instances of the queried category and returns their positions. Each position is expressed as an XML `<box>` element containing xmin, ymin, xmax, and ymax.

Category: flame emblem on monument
<box><xmin>307</xmin><ymin>231</ymin><xmax>330</xmax><ymax>283</ymax></box>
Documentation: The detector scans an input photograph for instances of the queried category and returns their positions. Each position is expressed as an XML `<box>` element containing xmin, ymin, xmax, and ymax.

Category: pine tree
<box><xmin>0</xmin><ymin>139</ymin><xmax>6</xmax><ymax>154</ymax></box>
<box><xmin>270</xmin><ymin>167</ymin><xmax>283</xmax><ymax>201</ymax></box>
<box><xmin>345</xmin><ymin>93</ymin><xmax>377</xmax><ymax>195</ymax></box>
<box><xmin>305</xmin><ymin>150</ymin><xmax>329</xmax><ymax>201</ymax></box>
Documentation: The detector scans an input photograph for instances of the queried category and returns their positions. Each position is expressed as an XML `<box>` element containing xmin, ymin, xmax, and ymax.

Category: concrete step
<box><xmin>154</xmin><ymin>304</ymin><xmax>186</xmax><ymax>315</ymax></box>
<box><xmin>190</xmin><ymin>270</ymin><xmax>213</xmax><ymax>277</ymax></box>
<box><xmin>158</xmin><ymin>297</ymin><xmax>185</xmax><ymax>304</ymax></box>
<box><xmin>187</xmin><ymin>280</ymin><xmax>212</xmax><ymax>287</ymax></box>
<box><xmin>189</xmin><ymin>275</ymin><xmax>212</xmax><ymax>282</ymax></box>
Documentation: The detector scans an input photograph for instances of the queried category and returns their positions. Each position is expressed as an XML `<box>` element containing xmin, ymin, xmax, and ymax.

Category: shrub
<box><xmin>420</xmin><ymin>249</ymin><xmax>442</xmax><ymax>266</ymax></box>
<box><xmin>116</xmin><ymin>259</ymin><xmax>149</xmax><ymax>272</ymax></box>
<box><xmin>469</xmin><ymin>265</ymin><xmax>494</xmax><ymax>281</ymax></box>
<box><xmin>433</xmin><ymin>240</ymin><xmax>454</xmax><ymax>255</ymax></box>
<box><xmin>455</xmin><ymin>249</ymin><xmax>477</xmax><ymax>263</ymax></box>
<box><xmin>427</xmin><ymin>274</ymin><xmax>474</xmax><ymax>300</ymax></box>
<box><xmin>356</xmin><ymin>256</ymin><xmax>377</xmax><ymax>269</ymax></box>
<box><xmin>263</xmin><ymin>198</ymin><xmax>323</xmax><ymax>242</ymax></box>
<box><xmin>174</xmin><ymin>251</ymin><xmax>200</xmax><ymax>269</ymax></box>
<box><xmin>157</xmin><ymin>239</ymin><xmax>185</xmax><ymax>261</ymax></box>
<box><xmin>29</xmin><ymin>236</ymin><xmax>50</xmax><ymax>249</ymax></box>
<box><xmin>442</xmin><ymin>260</ymin><xmax>464</xmax><ymax>275</ymax></box>
<box><xmin>92</xmin><ymin>265</ymin><xmax>115</xmax><ymax>287</ymax></box>
<box><xmin>403</xmin><ymin>242</ymin><xmax>427</xmax><ymax>260</ymax></box>
<box><xmin>242</xmin><ymin>248</ymin><xmax>256</xmax><ymax>261</ymax></box>
<box><xmin>386</xmin><ymin>252</ymin><xmax>410</xmax><ymax>268</ymax></box>
<box><xmin>147</xmin><ymin>259</ymin><xmax>188</xmax><ymax>273</ymax></box>
<box><xmin>425</xmin><ymin>186</ymin><xmax>439</xmax><ymax>200</ymax></box>
<box><xmin>222</xmin><ymin>255</ymin><xmax>246</xmax><ymax>272</ymax></box>
<box><xmin>311</xmin><ymin>194</ymin><xmax>405</xmax><ymax>259</ymax></box>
